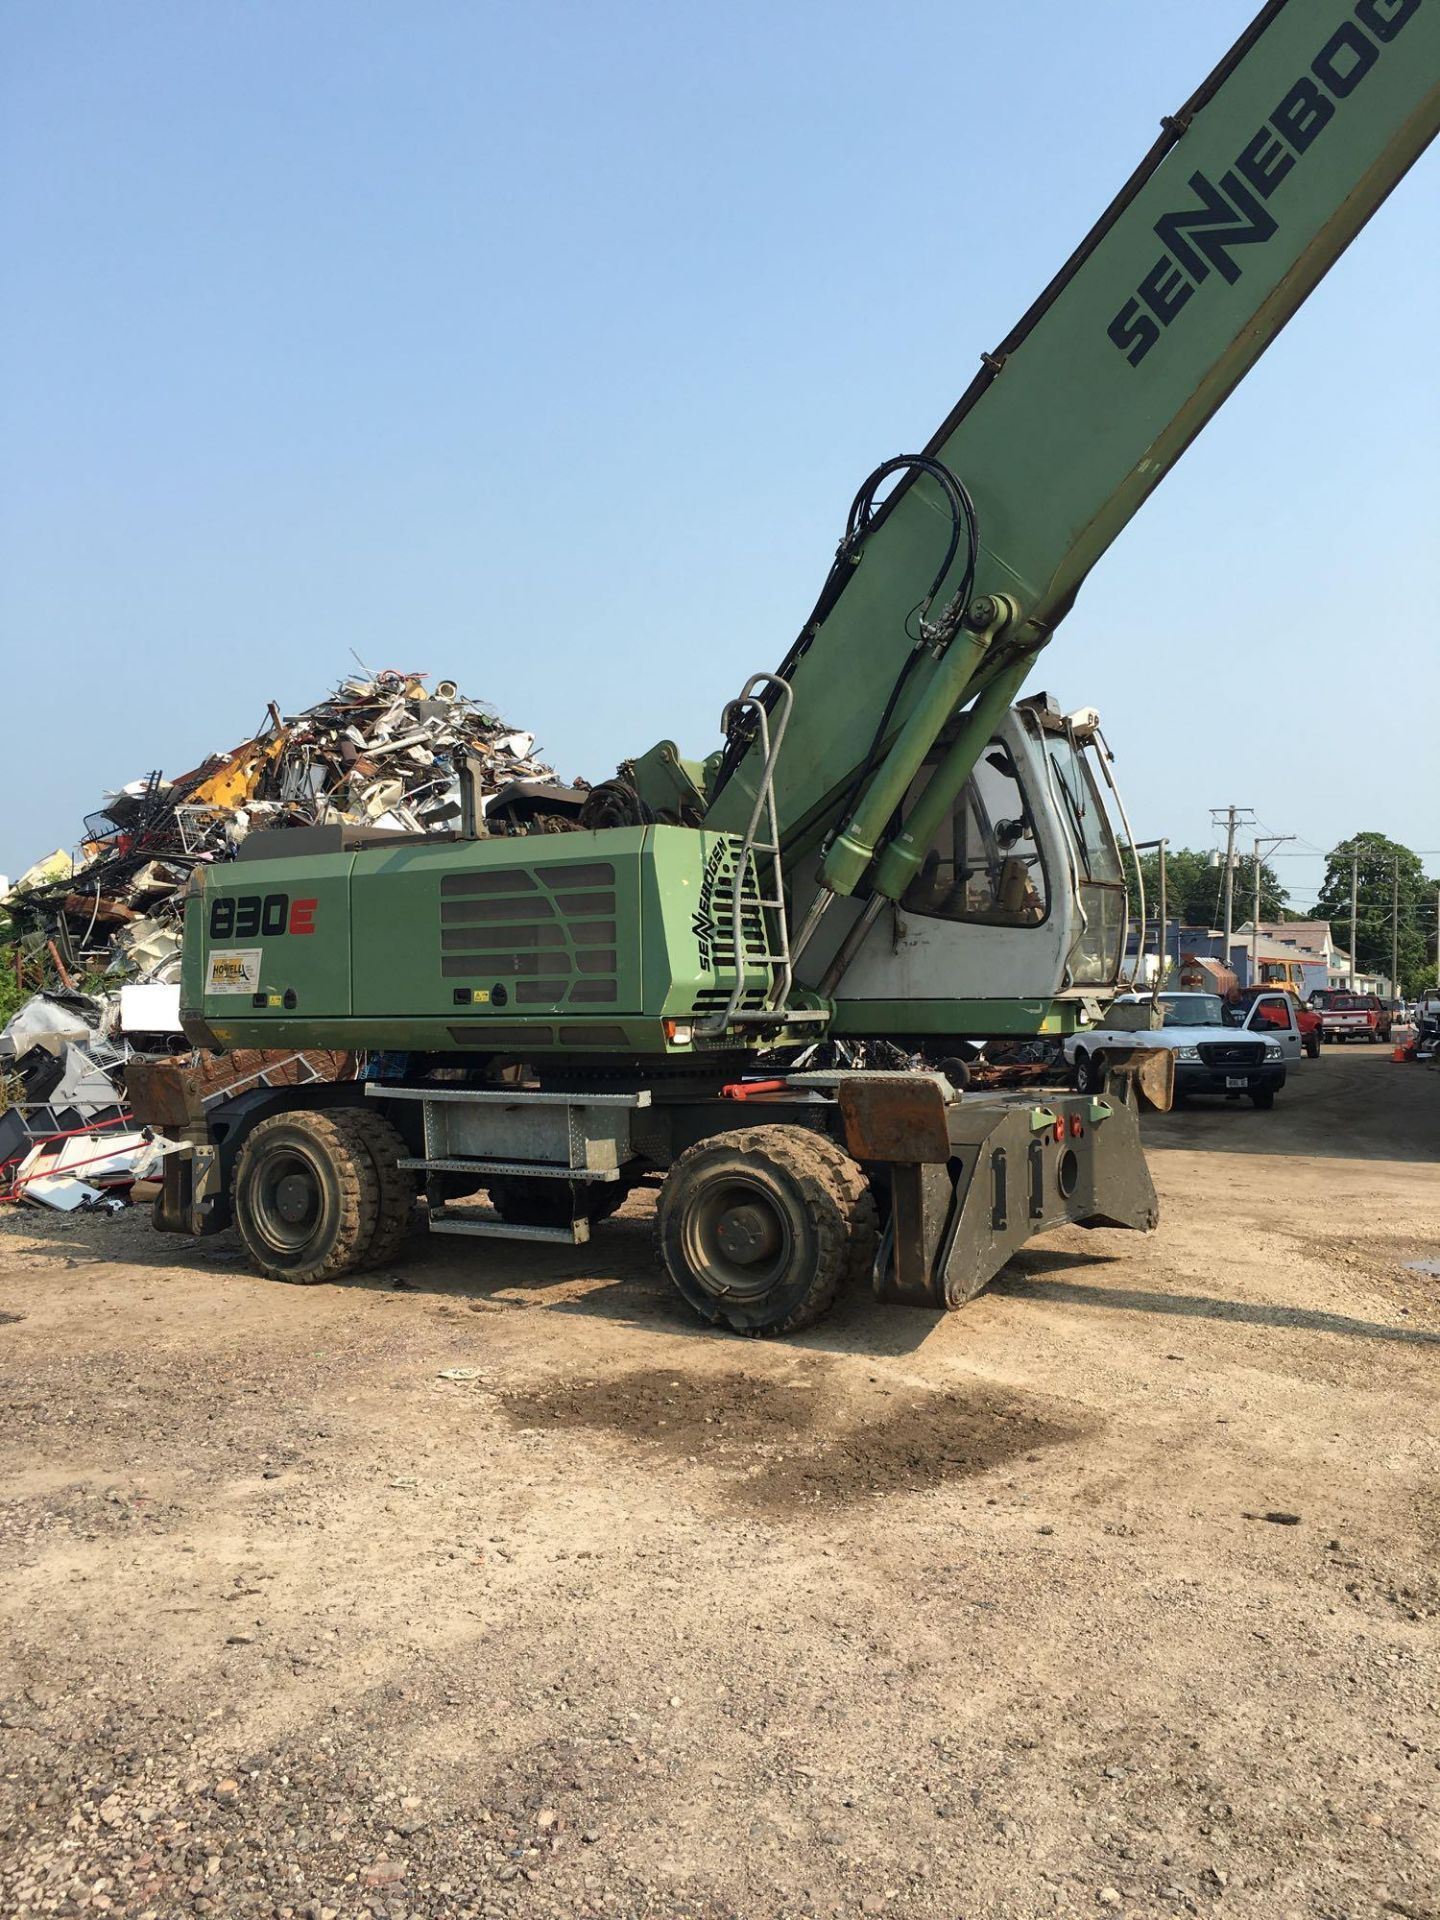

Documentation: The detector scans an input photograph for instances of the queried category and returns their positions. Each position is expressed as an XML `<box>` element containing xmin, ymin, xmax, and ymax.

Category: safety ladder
<box><xmin>698</xmin><ymin>674</ymin><xmax>827</xmax><ymax>1036</ymax></box>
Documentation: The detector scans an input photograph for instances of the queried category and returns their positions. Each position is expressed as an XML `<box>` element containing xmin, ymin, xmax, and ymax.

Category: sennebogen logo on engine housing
<box><xmin>1107</xmin><ymin>0</ymin><xmax>1421</xmax><ymax>367</ymax></box>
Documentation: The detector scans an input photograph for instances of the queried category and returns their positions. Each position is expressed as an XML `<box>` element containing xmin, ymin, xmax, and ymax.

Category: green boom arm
<box><xmin>702</xmin><ymin>0</ymin><xmax>1439</xmax><ymax>891</ymax></box>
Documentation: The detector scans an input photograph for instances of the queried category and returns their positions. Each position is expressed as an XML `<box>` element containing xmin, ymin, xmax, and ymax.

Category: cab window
<box><xmin>899</xmin><ymin>741</ymin><xmax>1048</xmax><ymax>928</ymax></box>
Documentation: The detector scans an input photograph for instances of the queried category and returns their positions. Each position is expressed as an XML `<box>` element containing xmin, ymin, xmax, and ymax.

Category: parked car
<box><xmin>1312</xmin><ymin>991</ymin><xmax>1392</xmax><ymax>1044</ymax></box>
<box><xmin>1063</xmin><ymin>991</ymin><xmax>1289</xmax><ymax>1109</ymax></box>
<box><xmin>1237</xmin><ymin>984</ymin><xmax>1321</xmax><ymax>1058</ymax></box>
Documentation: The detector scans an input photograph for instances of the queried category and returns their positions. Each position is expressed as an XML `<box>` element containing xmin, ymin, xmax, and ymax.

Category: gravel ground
<box><xmin>1</xmin><ymin>1047</ymin><xmax>1437</xmax><ymax>1920</ymax></box>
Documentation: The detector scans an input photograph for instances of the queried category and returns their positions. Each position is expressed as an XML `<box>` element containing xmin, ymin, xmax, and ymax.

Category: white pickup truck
<box><xmin>1063</xmin><ymin>991</ymin><xmax>1302</xmax><ymax>1110</ymax></box>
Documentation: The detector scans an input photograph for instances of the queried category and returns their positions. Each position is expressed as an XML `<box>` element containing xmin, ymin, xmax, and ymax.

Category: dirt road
<box><xmin>2</xmin><ymin>1049</ymin><xmax>1437</xmax><ymax>1920</ymax></box>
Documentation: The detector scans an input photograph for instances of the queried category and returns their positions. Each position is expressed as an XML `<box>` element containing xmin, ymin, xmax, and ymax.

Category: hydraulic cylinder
<box><xmin>870</xmin><ymin>648</ymin><xmax>1037</xmax><ymax>902</ymax></box>
<box><xmin>818</xmin><ymin>597</ymin><xmax>1012</xmax><ymax>898</ymax></box>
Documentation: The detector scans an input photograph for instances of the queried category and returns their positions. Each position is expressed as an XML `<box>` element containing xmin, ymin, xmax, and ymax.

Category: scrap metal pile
<box><xmin>2</xmin><ymin>668</ymin><xmax>554</xmax><ymax>990</ymax></box>
<box><xmin>0</xmin><ymin>668</ymin><xmax>555</xmax><ymax>1209</ymax></box>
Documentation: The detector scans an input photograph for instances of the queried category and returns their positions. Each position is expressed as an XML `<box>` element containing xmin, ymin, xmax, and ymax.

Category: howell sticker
<box><xmin>206</xmin><ymin>949</ymin><xmax>263</xmax><ymax>995</ymax></box>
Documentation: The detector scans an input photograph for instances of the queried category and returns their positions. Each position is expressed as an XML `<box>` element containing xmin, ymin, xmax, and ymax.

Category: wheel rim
<box><xmin>679</xmin><ymin>1174</ymin><xmax>795</xmax><ymax>1302</ymax></box>
<box><xmin>249</xmin><ymin>1146</ymin><xmax>325</xmax><ymax>1255</ymax></box>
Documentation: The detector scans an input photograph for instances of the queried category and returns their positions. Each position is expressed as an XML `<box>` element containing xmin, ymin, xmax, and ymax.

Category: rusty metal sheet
<box><xmin>836</xmin><ymin>1073</ymin><xmax>951</xmax><ymax>1164</ymax></box>
<box><xmin>125</xmin><ymin>1048</ymin><xmax>357</xmax><ymax>1133</ymax></box>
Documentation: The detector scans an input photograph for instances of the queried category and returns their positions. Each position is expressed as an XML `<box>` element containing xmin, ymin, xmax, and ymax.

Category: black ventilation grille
<box><xmin>439</xmin><ymin>861</ymin><xmax>619</xmax><ymax>1010</ymax></box>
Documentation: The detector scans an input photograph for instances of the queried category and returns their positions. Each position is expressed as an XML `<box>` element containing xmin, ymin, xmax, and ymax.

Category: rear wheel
<box><xmin>656</xmin><ymin>1125</ymin><xmax>876</xmax><ymax>1337</ymax></box>
<box><xmin>233</xmin><ymin>1108</ymin><xmax>382</xmax><ymax>1283</ymax></box>
<box><xmin>1304</xmin><ymin>1031</ymin><xmax>1320</xmax><ymax>1059</ymax></box>
<box><xmin>345</xmin><ymin>1108</ymin><xmax>418</xmax><ymax>1268</ymax></box>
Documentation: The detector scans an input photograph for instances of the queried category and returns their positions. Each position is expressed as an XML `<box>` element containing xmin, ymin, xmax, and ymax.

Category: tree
<box><xmin>1316</xmin><ymin>833</ymin><xmax>1437</xmax><ymax>995</ymax></box>
<box><xmin>1122</xmin><ymin>847</ymin><xmax>1288</xmax><ymax>929</ymax></box>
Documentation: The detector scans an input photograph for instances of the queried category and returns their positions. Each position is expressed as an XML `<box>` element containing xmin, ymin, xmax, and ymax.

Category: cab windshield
<box><xmin>1044</xmin><ymin>734</ymin><xmax>1124</xmax><ymax>884</ymax></box>
<box><xmin>1042</xmin><ymin>727</ymin><xmax>1126</xmax><ymax>986</ymax></box>
<box><xmin>1157</xmin><ymin>993</ymin><xmax>1224</xmax><ymax>1027</ymax></box>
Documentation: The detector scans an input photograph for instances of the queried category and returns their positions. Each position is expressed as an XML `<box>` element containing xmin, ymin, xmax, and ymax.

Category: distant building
<box><xmin>1124</xmin><ymin>915</ymin><xmax>1391</xmax><ymax>995</ymax></box>
<box><xmin>1232</xmin><ymin>919</ymin><xmax>1334</xmax><ymax>994</ymax></box>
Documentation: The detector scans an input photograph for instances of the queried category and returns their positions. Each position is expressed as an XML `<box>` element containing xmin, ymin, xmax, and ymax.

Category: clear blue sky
<box><xmin>3</xmin><ymin>1</ymin><xmax>1437</xmax><ymax>917</ymax></box>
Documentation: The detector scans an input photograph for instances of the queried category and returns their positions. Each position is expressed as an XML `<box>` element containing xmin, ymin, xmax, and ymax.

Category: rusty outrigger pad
<box><xmin>124</xmin><ymin>1059</ymin><xmax>209</xmax><ymax>1133</ymax></box>
<box><xmin>836</xmin><ymin>1072</ymin><xmax>952</xmax><ymax>1164</ymax></box>
<box><xmin>1101</xmin><ymin>1046</ymin><xmax>1175</xmax><ymax>1112</ymax></box>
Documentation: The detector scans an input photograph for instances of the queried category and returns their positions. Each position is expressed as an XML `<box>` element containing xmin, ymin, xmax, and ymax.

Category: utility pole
<box><xmin>1391</xmin><ymin>856</ymin><xmax>1400</xmax><ymax>1000</ymax></box>
<box><xmin>1349</xmin><ymin>849</ymin><xmax>1359</xmax><ymax>989</ymax></box>
<box><xmin>1158</xmin><ymin>839</ymin><xmax>1168</xmax><ymax>988</ymax></box>
<box><xmin>1210</xmin><ymin>806</ymin><xmax>1253</xmax><ymax>973</ymax></box>
<box><xmin>1251</xmin><ymin>834</ymin><xmax>1295</xmax><ymax>985</ymax></box>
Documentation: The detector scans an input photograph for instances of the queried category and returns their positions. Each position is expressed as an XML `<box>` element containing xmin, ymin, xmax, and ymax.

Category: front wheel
<box><xmin>1250</xmin><ymin>1088</ymin><xmax>1277</xmax><ymax>1110</ymax></box>
<box><xmin>656</xmin><ymin>1126</ymin><xmax>876</xmax><ymax>1337</ymax></box>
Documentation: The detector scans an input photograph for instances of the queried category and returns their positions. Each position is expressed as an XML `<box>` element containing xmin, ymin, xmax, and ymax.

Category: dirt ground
<box><xmin>2</xmin><ymin>1047</ymin><xmax>1438</xmax><ymax>1920</ymax></box>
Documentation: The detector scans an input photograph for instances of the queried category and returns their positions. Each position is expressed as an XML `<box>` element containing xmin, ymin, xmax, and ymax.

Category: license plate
<box><xmin>1225</xmin><ymin>1075</ymin><xmax>1248</xmax><ymax>1088</ymax></box>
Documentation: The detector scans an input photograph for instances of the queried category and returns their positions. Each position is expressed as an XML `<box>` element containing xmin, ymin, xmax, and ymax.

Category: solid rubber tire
<box><xmin>343</xmin><ymin>1107</ymin><xmax>419</xmax><ymax>1269</ymax></box>
<box><xmin>655</xmin><ymin>1124</ymin><xmax>877</xmax><ymax>1337</ymax></box>
<box><xmin>233</xmin><ymin>1108</ymin><xmax>381</xmax><ymax>1284</ymax></box>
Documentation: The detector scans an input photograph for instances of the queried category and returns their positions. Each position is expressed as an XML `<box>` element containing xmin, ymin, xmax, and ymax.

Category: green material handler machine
<box><xmin>138</xmin><ymin>0</ymin><xmax>1440</xmax><ymax>1334</ymax></box>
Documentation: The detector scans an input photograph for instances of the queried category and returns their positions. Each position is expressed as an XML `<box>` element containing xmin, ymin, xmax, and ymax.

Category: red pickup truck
<box><xmin>1309</xmin><ymin>991</ymin><xmax>1393</xmax><ymax>1045</ymax></box>
<box><xmin>1237</xmin><ymin>986</ymin><xmax>1321</xmax><ymax>1058</ymax></box>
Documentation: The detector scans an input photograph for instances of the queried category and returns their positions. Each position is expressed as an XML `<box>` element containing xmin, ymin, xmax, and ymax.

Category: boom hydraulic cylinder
<box><xmin>871</xmin><ymin>647</ymin><xmax>1039</xmax><ymax>904</ymax></box>
<box><xmin>818</xmin><ymin>597</ymin><xmax>1011</xmax><ymax>899</ymax></box>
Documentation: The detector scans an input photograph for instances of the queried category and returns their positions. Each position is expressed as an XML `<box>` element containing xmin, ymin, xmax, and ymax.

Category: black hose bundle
<box><xmin>712</xmin><ymin>454</ymin><xmax>979</xmax><ymax>812</ymax></box>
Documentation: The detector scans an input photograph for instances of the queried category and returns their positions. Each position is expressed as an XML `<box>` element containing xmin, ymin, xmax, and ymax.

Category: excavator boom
<box><xmin>704</xmin><ymin>0</ymin><xmax>1440</xmax><ymax>869</ymax></box>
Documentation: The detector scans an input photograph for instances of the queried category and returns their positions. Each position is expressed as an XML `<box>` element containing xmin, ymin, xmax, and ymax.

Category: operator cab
<box><xmin>795</xmin><ymin>692</ymin><xmax>1134</xmax><ymax>1036</ymax></box>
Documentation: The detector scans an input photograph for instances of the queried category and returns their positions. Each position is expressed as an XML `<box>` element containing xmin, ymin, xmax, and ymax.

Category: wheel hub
<box><xmin>714</xmin><ymin>1202</ymin><xmax>781</xmax><ymax>1266</ymax></box>
<box><xmin>275</xmin><ymin>1173</ymin><xmax>315</xmax><ymax>1224</ymax></box>
<box><xmin>251</xmin><ymin>1148</ymin><xmax>324</xmax><ymax>1253</ymax></box>
<box><xmin>681</xmin><ymin>1175</ymin><xmax>796</xmax><ymax>1302</ymax></box>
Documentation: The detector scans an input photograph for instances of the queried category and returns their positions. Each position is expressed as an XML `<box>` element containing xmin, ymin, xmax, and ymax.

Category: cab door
<box><xmin>1245</xmin><ymin>992</ymin><xmax>1301</xmax><ymax>1061</ymax></box>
